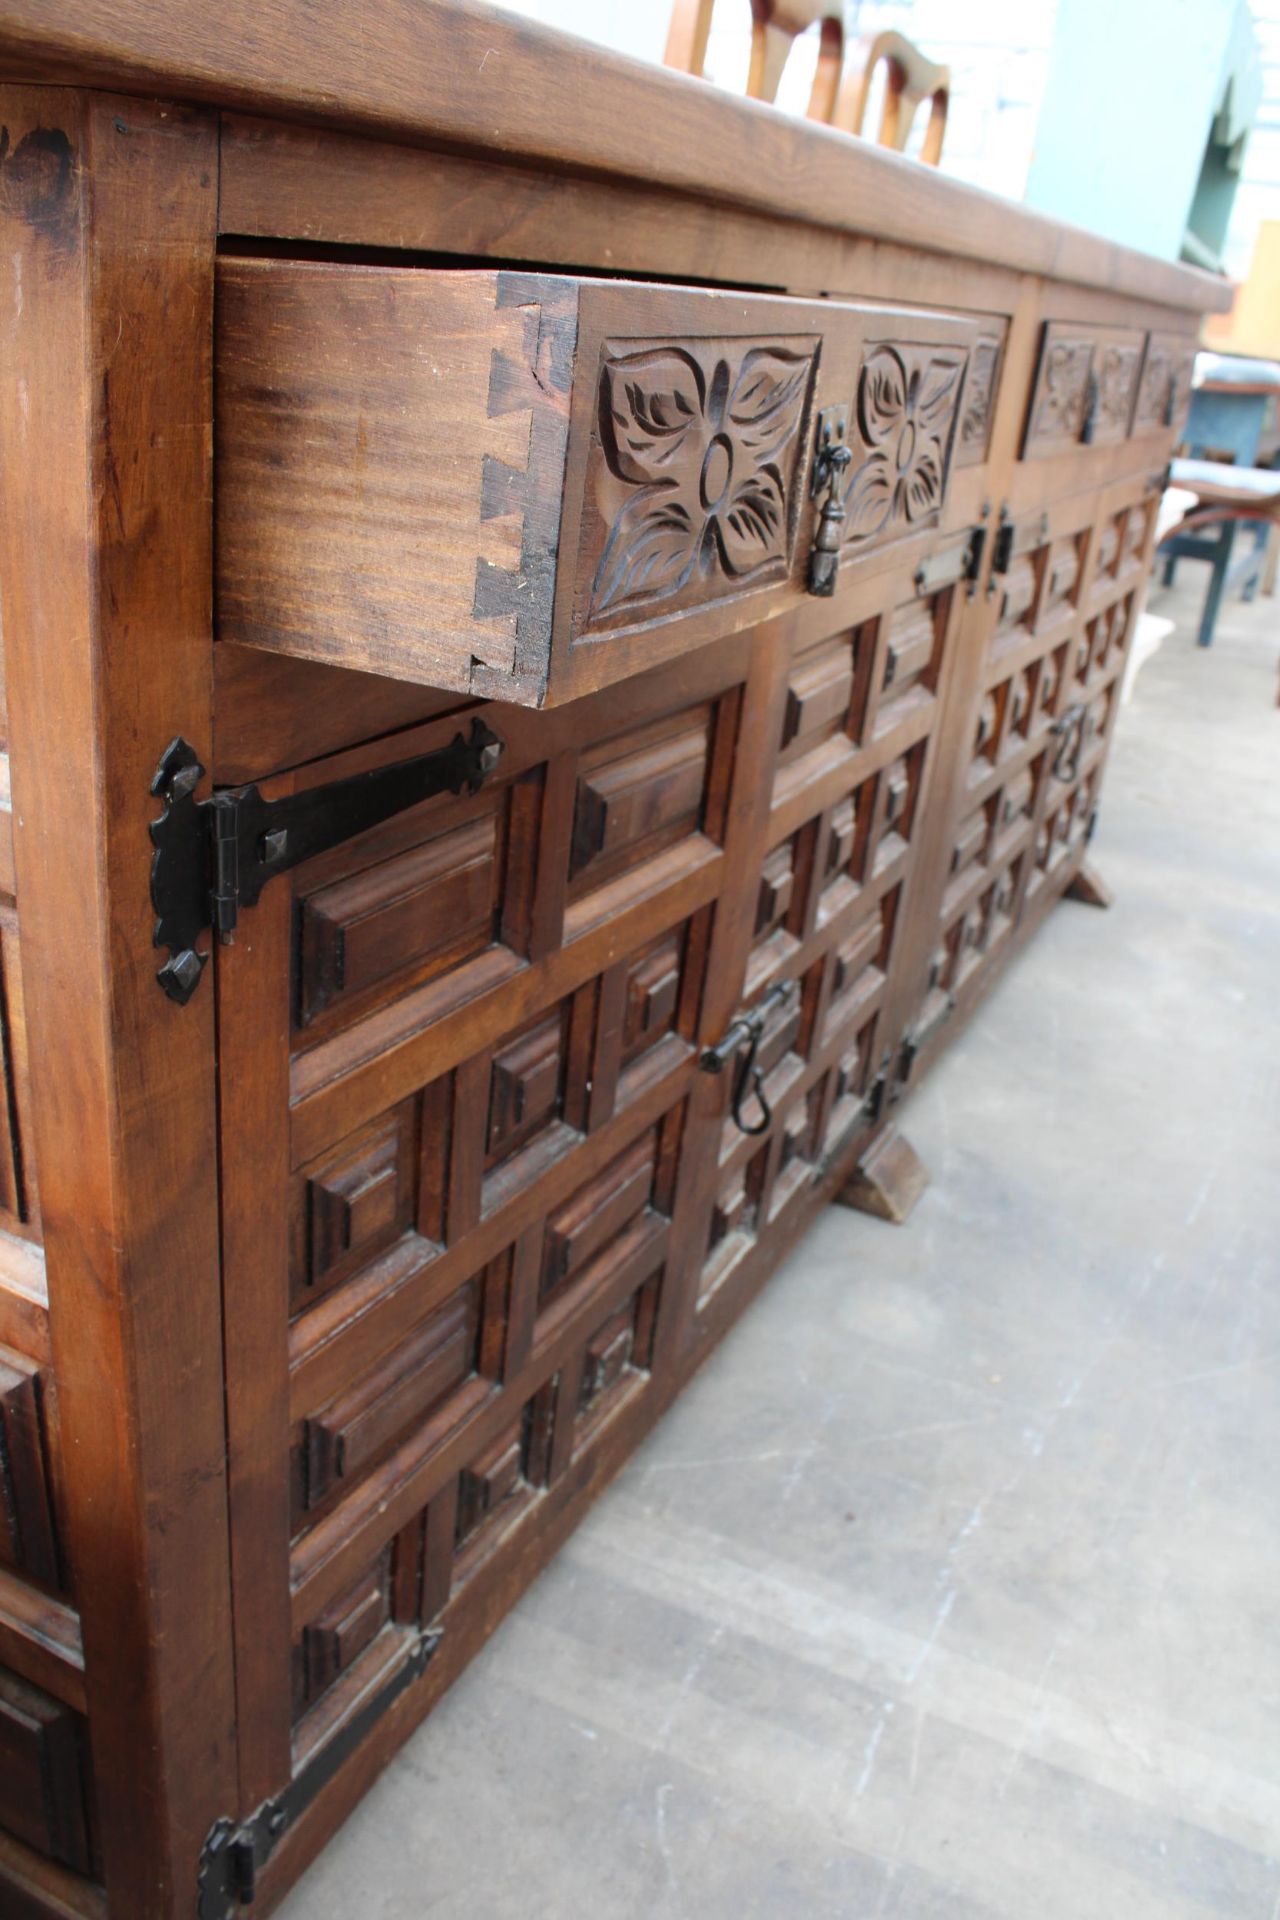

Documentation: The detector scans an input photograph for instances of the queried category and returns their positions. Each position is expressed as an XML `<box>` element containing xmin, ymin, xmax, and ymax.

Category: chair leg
<box><xmin>1197</xmin><ymin>522</ymin><xmax>1235</xmax><ymax>647</ymax></box>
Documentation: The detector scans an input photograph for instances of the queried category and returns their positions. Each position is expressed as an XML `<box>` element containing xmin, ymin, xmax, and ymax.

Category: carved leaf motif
<box><xmin>592</xmin><ymin>489</ymin><xmax>700</xmax><ymax>615</ymax></box>
<box><xmin>719</xmin><ymin>464</ymin><xmax>788</xmax><ymax>575</ymax></box>
<box><xmin>728</xmin><ymin>350</ymin><xmax>812</xmax><ymax>463</ymax></box>
<box><xmin>858</xmin><ymin>348</ymin><xmax>908</xmax><ymax>444</ymax></box>
<box><xmin>902</xmin><ymin>440</ymin><xmax>944</xmax><ymax>521</ymax></box>
<box><xmin>600</xmin><ymin>349</ymin><xmax>706</xmax><ymax>484</ymax></box>
<box><xmin>916</xmin><ymin>357</ymin><xmax>963</xmax><ymax>432</ymax></box>
<box><xmin>844</xmin><ymin>451</ymin><xmax>894</xmax><ymax>539</ymax></box>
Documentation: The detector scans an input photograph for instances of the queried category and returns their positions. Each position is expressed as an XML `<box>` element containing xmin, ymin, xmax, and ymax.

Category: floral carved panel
<box><xmin>955</xmin><ymin>333</ymin><xmax>1004</xmax><ymax>469</ymax></box>
<box><xmin>1025</xmin><ymin>332</ymin><xmax>1094</xmax><ymax>452</ymax></box>
<box><xmin>1023</xmin><ymin>323</ymin><xmax>1146</xmax><ymax>457</ymax></box>
<box><xmin>581</xmin><ymin>336</ymin><xmax>818</xmax><ymax>631</ymax></box>
<box><xmin>839</xmin><ymin>342</ymin><xmax>968</xmax><ymax>553</ymax></box>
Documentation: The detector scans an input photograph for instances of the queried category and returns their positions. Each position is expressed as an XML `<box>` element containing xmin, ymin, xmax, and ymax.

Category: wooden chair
<box><xmin>664</xmin><ymin>5</ymin><xmax>949</xmax><ymax>166</ymax></box>
<box><xmin>838</xmin><ymin>30</ymin><xmax>950</xmax><ymax>165</ymax></box>
<box><xmin>664</xmin><ymin>0</ymin><xmax>846</xmax><ymax>123</ymax></box>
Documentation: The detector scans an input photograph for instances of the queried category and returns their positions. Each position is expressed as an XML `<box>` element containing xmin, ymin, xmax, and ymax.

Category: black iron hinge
<box><xmin>149</xmin><ymin>718</ymin><xmax>504</xmax><ymax>1004</ymax></box>
<box><xmin>197</xmin><ymin>1627</ymin><xmax>441</xmax><ymax>1918</ymax></box>
<box><xmin>699</xmin><ymin>978</ymin><xmax>796</xmax><ymax>1136</ymax></box>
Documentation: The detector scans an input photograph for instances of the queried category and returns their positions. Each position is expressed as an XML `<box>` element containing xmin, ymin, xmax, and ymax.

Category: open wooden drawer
<box><xmin>216</xmin><ymin>264</ymin><xmax>1001</xmax><ymax>707</ymax></box>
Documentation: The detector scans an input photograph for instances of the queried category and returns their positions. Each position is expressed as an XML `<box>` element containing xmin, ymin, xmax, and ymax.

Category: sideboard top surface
<box><xmin>0</xmin><ymin>0</ymin><xmax>1231</xmax><ymax>315</ymax></box>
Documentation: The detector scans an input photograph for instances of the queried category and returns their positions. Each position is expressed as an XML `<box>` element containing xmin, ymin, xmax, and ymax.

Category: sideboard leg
<box><xmin>1065</xmin><ymin>862</ymin><xmax>1114</xmax><ymax>909</ymax></box>
<box><xmin>835</xmin><ymin>1128</ymin><xmax>929</xmax><ymax>1225</ymax></box>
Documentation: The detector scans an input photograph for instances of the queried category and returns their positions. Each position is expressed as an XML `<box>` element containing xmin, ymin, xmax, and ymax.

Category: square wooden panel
<box><xmin>293</xmin><ymin>775</ymin><xmax>541</xmax><ymax>1038</ymax></box>
<box><xmin>450</xmin><ymin>1383</ymin><xmax>556</xmax><ymax>1584</ymax></box>
<box><xmin>875</xmin><ymin>590</ymin><xmax>946</xmax><ymax>730</ymax></box>
<box><xmin>571</xmin><ymin>1267</ymin><xmax>663</xmax><ymax>1447</ymax></box>
<box><xmin>821</xmin><ymin>886</ymin><xmax>897</xmax><ymax>1045</ymax></box>
<box><xmin>292</xmin><ymin>1257</ymin><xmax>508</xmax><ymax>1529</ymax></box>
<box><xmin>0</xmin><ymin>1347</ymin><xmax>59</xmax><ymax>1591</ymax></box>
<box><xmin>773</xmin><ymin>624</ymin><xmax>869</xmax><ymax>794</ymax></box>
<box><xmin>293</xmin><ymin>1101</ymin><xmax>422</xmax><ymax>1312</ymax></box>
<box><xmin>568</xmin><ymin>703</ymin><xmax>717</xmax><ymax>905</ymax></box>
<box><xmin>538</xmin><ymin>1130</ymin><xmax>663</xmax><ymax>1322</ymax></box>
<box><xmin>0</xmin><ymin>1666</ymin><xmax>93</xmax><ymax>1875</ymax></box>
<box><xmin>701</xmin><ymin>1140</ymin><xmax>771</xmax><ymax>1305</ymax></box>
<box><xmin>818</xmin><ymin>1015</ymin><xmax>881</xmax><ymax>1163</ymax></box>
<box><xmin>869</xmin><ymin>741</ymin><xmax>926</xmax><ymax>877</ymax></box>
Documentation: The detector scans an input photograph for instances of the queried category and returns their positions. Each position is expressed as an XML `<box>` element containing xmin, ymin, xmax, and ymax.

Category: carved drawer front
<box><xmin>1022</xmin><ymin>322</ymin><xmax>1147</xmax><ymax>458</ymax></box>
<box><xmin>218</xmin><ymin>264</ymin><xmax>988</xmax><ymax>707</ymax></box>
<box><xmin>0</xmin><ymin>1665</ymin><xmax>93</xmax><ymax>1874</ymax></box>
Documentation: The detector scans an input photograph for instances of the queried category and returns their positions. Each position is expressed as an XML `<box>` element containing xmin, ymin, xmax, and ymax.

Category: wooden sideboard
<box><xmin>0</xmin><ymin>6</ymin><xmax>1228</xmax><ymax>1915</ymax></box>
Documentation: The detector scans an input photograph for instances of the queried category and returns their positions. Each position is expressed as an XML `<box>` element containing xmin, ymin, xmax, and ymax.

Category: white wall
<box><xmin>490</xmin><ymin>0</ymin><xmax>1275</xmax><ymax>272</ymax></box>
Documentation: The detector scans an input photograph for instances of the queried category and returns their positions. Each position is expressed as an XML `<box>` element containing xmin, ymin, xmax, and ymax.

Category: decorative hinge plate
<box><xmin>150</xmin><ymin>719</ymin><xmax>504</xmax><ymax>1004</ymax></box>
<box><xmin>196</xmin><ymin>1627</ymin><xmax>441</xmax><ymax>1918</ymax></box>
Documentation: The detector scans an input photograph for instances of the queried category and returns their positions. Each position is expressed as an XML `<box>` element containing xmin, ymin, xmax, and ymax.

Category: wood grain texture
<box><xmin>0</xmin><ymin>90</ymin><xmax>236</xmax><ymax>1913</ymax></box>
<box><xmin>0</xmin><ymin>30</ymin><xmax>1213</xmax><ymax>1917</ymax></box>
<box><xmin>0</xmin><ymin>0</ymin><xmax>1230</xmax><ymax>311</ymax></box>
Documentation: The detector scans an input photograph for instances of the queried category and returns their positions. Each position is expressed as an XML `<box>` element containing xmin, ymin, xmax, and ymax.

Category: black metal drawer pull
<box><xmin>699</xmin><ymin>979</ymin><xmax>797</xmax><ymax>1136</ymax></box>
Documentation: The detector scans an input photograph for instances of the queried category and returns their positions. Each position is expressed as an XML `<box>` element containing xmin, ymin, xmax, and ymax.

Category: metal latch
<box><xmin>149</xmin><ymin>718</ymin><xmax>504</xmax><ymax>1005</ymax></box>
<box><xmin>1080</xmin><ymin>368</ymin><xmax>1100</xmax><ymax>445</ymax></box>
<box><xmin>196</xmin><ymin>1627</ymin><xmax>441</xmax><ymax>1917</ymax></box>
<box><xmin>699</xmin><ymin>979</ymin><xmax>796</xmax><ymax>1136</ymax></box>
<box><xmin>1050</xmin><ymin>701</ymin><xmax>1089</xmax><ymax>782</ymax></box>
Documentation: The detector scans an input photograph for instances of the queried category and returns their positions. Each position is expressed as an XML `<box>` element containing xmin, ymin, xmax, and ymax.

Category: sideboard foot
<box><xmin>1065</xmin><ymin>862</ymin><xmax>1114</xmax><ymax>910</ymax></box>
<box><xmin>835</xmin><ymin>1127</ymin><xmax>929</xmax><ymax>1225</ymax></box>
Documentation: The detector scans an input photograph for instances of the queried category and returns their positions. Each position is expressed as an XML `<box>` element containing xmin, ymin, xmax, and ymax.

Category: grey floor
<box><xmin>279</xmin><ymin>575</ymin><xmax>1280</xmax><ymax>1920</ymax></box>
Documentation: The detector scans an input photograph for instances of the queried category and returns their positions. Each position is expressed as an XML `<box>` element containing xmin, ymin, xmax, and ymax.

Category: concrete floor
<box><xmin>278</xmin><ymin>575</ymin><xmax>1280</xmax><ymax>1920</ymax></box>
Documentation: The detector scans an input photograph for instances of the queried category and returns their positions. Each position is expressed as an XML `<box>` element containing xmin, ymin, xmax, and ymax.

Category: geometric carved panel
<box><xmin>0</xmin><ymin>1349</ymin><xmax>59</xmax><ymax>1589</ymax></box>
<box><xmin>298</xmin><ymin>811</ymin><xmax>501</xmax><ymax>1028</ymax></box>
<box><xmin>570</xmin><ymin>706</ymin><xmax>713</xmax><ymax>894</ymax></box>
<box><xmin>294</xmin><ymin>1549</ymin><xmax>394</xmax><ymax>1719</ymax></box>
<box><xmin>299</xmin><ymin>1279</ymin><xmax>484</xmax><ymax>1516</ymax></box>
<box><xmin>297</xmin><ymin>1101</ymin><xmax>420</xmax><ymax>1308</ymax></box>
<box><xmin>541</xmin><ymin>1131</ymin><xmax>659</xmax><ymax>1312</ymax></box>
<box><xmin>0</xmin><ymin>1665</ymin><xmax>92</xmax><ymax>1873</ymax></box>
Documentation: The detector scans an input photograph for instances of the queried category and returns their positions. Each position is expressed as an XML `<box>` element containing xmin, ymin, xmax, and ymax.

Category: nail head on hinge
<box><xmin>157</xmin><ymin>948</ymin><xmax>207</xmax><ymax>1005</ymax></box>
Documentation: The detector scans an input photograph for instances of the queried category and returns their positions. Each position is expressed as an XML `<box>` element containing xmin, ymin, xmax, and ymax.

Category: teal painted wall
<box><xmin>1024</xmin><ymin>0</ymin><xmax>1245</xmax><ymax>259</ymax></box>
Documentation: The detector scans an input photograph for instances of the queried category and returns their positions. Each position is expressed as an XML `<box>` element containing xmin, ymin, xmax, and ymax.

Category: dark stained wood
<box><xmin>0</xmin><ymin>89</ymin><xmax>237</xmax><ymax>1915</ymax></box>
<box><xmin>0</xmin><ymin>11</ymin><xmax>1218</xmax><ymax>1914</ymax></box>
<box><xmin>835</xmin><ymin>1125</ymin><xmax>929</xmax><ymax>1223</ymax></box>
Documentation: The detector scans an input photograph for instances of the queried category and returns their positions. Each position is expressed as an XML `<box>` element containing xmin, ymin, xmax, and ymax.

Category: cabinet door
<box><xmin>214</xmin><ymin>644</ymin><xmax>743</xmax><ymax>1812</ymax></box>
<box><xmin>891</xmin><ymin>469</ymin><xmax>1160</xmax><ymax>1098</ymax></box>
<box><xmin>210</xmin><ymin>438</ymin><xmax>995</xmax><ymax>1855</ymax></box>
